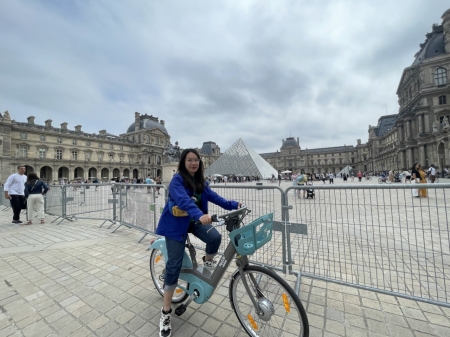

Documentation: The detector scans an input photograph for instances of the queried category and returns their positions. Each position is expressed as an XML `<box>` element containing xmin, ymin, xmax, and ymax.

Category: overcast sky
<box><xmin>1</xmin><ymin>1</ymin><xmax>449</xmax><ymax>153</ymax></box>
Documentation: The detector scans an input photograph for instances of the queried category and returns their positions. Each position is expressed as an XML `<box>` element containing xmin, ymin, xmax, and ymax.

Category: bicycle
<box><xmin>148</xmin><ymin>206</ymin><xmax>309</xmax><ymax>336</ymax></box>
<box><xmin>378</xmin><ymin>177</ymin><xmax>391</xmax><ymax>184</ymax></box>
<box><xmin>365</xmin><ymin>176</ymin><xmax>372</xmax><ymax>181</ymax></box>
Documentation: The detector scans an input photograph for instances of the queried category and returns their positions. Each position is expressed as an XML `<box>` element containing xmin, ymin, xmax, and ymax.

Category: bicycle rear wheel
<box><xmin>229</xmin><ymin>265</ymin><xmax>309</xmax><ymax>337</ymax></box>
<box><xmin>149</xmin><ymin>248</ymin><xmax>188</xmax><ymax>303</ymax></box>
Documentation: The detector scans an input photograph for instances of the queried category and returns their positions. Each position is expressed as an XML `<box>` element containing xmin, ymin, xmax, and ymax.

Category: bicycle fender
<box><xmin>147</xmin><ymin>238</ymin><xmax>167</xmax><ymax>253</ymax></box>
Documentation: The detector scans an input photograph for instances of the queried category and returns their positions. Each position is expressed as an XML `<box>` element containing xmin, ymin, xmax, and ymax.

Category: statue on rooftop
<box><xmin>163</xmin><ymin>141</ymin><xmax>181</xmax><ymax>162</ymax></box>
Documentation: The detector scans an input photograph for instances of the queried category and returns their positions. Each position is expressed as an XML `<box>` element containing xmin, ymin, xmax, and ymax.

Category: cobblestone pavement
<box><xmin>0</xmin><ymin>180</ymin><xmax>450</xmax><ymax>336</ymax></box>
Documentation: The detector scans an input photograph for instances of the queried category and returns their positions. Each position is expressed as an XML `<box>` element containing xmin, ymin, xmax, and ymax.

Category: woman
<box><xmin>24</xmin><ymin>173</ymin><xmax>48</xmax><ymax>225</ymax></box>
<box><xmin>155</xmin><ymin>149</ymin><xmax>241</xmax><ymax>337</ymax></box>
<box><xmin>417</xmin><ymin>164</ymin><xmax>427</xmax><ymax>197</ymax></box>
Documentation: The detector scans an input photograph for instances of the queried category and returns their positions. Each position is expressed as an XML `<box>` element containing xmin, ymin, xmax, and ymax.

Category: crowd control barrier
<box><xmin>285</xmin><ymin>183</ymin><xmax>450</xmax><ymax>308</ymax></box>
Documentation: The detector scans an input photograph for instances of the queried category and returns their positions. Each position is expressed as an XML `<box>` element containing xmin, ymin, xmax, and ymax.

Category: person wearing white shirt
<box><xmin>428</xmin><ymin>165</ymin><xmax>436</xmax><ymax>183</ymax></box>
<box><xmin>402</xmin><ymin>170</ymin><xmax>411</xmax><ymax>183</ymax></box>
<box><xmin>4</xmin><ymin>165</ymin><xmax>27</xmax><ymax>224</ymax></box>
<box><xmin>329</xmin><ymin>173</ymin><xmax>334</xmax><ymax>184</ymax></box>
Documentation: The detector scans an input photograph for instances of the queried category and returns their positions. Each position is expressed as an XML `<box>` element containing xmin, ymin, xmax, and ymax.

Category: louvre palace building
<box><xmin>0</xmin><ymin>111</ymin><xmax>220</xmax><ymax>183</ymax></box>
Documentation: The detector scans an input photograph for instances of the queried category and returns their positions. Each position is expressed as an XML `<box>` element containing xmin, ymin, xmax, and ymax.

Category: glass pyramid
<box><xmin>204</xmin><ymin>138</ymin><xmax>278</xmax><ymax>179</ymax></box>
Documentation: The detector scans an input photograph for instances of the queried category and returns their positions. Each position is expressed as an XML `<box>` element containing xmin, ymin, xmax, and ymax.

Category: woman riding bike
<box><xmin>155</xmin><ymin>148</ymin><xmax>241</xmax><ymax>337</ymax></box>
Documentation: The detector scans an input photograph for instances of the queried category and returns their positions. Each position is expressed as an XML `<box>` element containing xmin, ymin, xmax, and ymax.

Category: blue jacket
<box><xmin>156</xmin><ymin>173</ymin><xmax>239</xmax><ymax>242</ymax></box>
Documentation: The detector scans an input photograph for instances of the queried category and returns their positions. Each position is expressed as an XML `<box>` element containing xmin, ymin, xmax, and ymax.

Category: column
<box><xmin>419</xmin><ymin>145</ymin><xmax>425</xmax><ymax>165</ymax></box>
<box><xmin>445</xmin><ymin>141</ymin><xmax>450</xmax><ymax>168</ymax></box>
<box><xmin>406</xmin><ymin>148</ymin><xmax>413</xmax><ymax>169</ymax></box>
<box><xmin>424</xmin><ymin>113</ymin><xmax>430</xmax><ymax>133</ymax></box>
<box><xmin>418</xmin><ymin>115</ymin><xmax>423</xmax><ymax>134</ymax></box>
<box><xmin>406</xmin><ymin>120</ymin><xmax>411</xmax><ymax>139</ymax></box>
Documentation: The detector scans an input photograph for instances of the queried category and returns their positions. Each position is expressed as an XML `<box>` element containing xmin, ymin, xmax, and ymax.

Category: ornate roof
<box><xmin>126</xmin><ymin>114</ymin><xmax>168</xmax><ymax>134</ymax></box>
<box><xmin>281</xmin><ymin>137</ymin><xmax>299</xmax><ymax>148</ymax></box>
<box><xmin>412</xmin><ymin>24</ymin><xmax>446</xmax><ymax>66</ymax></box>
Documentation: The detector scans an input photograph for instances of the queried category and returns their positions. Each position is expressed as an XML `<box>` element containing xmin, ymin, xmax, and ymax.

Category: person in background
<box><xmin>357</xmin><ymin>171</ymin><xmax>363</xmax><ymax>182</ymax></box>
<box><xmin>146</xmin><ymin>175</ymin><xmax>154</xmax><ymax>193</ymax></box>
<box><xmin>24</xmin><ymin>173</ymin><xmax>48</xmax><ymax>225</ymax></box>
<box><xmin>428</xmin><ymin>164</ymin><xmax>436</xmax><ymax>183</ymax></box>
<box><xmin>329</xmin><ymin>173</ymin><xmax>334</xmax><ymax>184</ymax></box>
<box><xmin>4</xmin><ymin>165</ymin><xmax>27</xmax><ymax>224</ymax></box>
<box><xmin>402</xmin><ymin>169</ymin><xmax>411</xmax><ymax>183</ymax></box>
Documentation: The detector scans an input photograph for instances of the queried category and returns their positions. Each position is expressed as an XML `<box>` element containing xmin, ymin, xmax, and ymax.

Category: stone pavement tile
<box><xmin>134</xmin><ymin>322</ymin><xmax>158</xmax><ymax>337</ymax></box>
<box><xmin>367</xmin><ymin>319</ymin><xmax>390</xmax><ymax>335</ymax></box>
<box><xmin>199</xmin><ymin>317</ymin><xmax>221</xmax><ymax>335</ymax></box>
<box><xmin>105</xmin><ymin>306</ymin><xmax>126</xmax><ymax>319</ymax></box>
<box><xmin>87</xmin><ymin>314</ymin><xmax>109</xmax><ymax>331</ymax></box>
<box><xmin>56</xmin><ymin>320</ymin><xmax>82</xmax><ymax>337</ymax></box>
<box><xmin>307</xmin><ymin>303</ymin><xmax>325</xmax><ymax>316</ymax></box>
<box><xmin>325</xmin><ymin>319</ymin><xmax>345</xmax><ymax>336</ymax></box>
<box><xmin>423</xmin><ymin>311</ymin><xmax>450</xmax><ymax>327</ymax></box>
<box><xmin>390</xmin><ymin>324</ymin><xmax>415</xmax><ymax>337</ymax></box>
<box><xmin>380</xmin><ymin>301</ymin><xmax>403</xmax><ymax>315</ymax></box>
<box><xmin>188</xmin><ymin>311</ymin><xmax>208</xmax><ymax>327</ymax></box>
<box><xmin>44</xmin><ymin>309</ymin><xmax>68</xmax><ymax>324</ymax></box>
<box><xmin>363</xmin><ymin>307</ymin><xmax>386</xmax><ymax>322</ymax></box>
<box><xmin>324</xmin><ymin>332</ymin><xmax>342</xmax><ymax>337</ymax></box>
<box><xmin>0</xmin><ymin>325</ymin><xmax>19</xmax><ymax>337</ymax></box>
<box><xmin>0</xmin><ymin>317</ymin><xmax>12</xmax><ymax>330</ymax></box>
<box><xmin>95</xmin><ymin>320</ymin><xmax>121</xmax><ymax>336</ymax></box>
<box><xmin>345</xmin><ymin>325</ymin><xmax>369</xmax><ymax>337</ymax></box>
<box><xmin>123</xmin><ymin>315</ymin><xmax>146</xmax><ymax>332</ymax></box>
<box><xmin>414</xmin><ymin>333</ymin><xmax>436</xmax><ymax>337</ymax></box>
<box><xmin>430</xmin><ymin>324</ymin><xmax>450</xmax><ymax>336</ymax></box>
<box><xmin>344</xmin><ymin>302</ymin><xmax>364</xmax><ymax>316</ymax></box>
<box><xmin>28</xmin><ymin>325</ymin><xmax>54</xmax><ymax>337</ymax></box>
<box><xmin>50</xmin><ymin>314</ymin><xmax>75</xmax><ymax>331</ymax></box>
<box><xmin>327</xmin><ymin>299</ymin><xmax>344</xmax><ymax>311</ymax></box>
<box><xmin>15</xmin><ymin>314</ymin><xmax>43</xmax><ymax>330</ymax></box>
<box><xmin>67</xmin><ymin>326</ymin><xmax>92</xmax><ymax>337</ymax></box>
<box><xmin>401</xmin><ymin>307</ymin><xmax>427</xmax><ymax>321</ymax></box>
<box><xmin>361</xmin><ymin>297</ymin><xmax>381</xmax><ymax>310</ymax></box>
<box><xmin>108</xmin><ymin>327</ymin><xmax>131</xmax><ymax>337</ymax></box>
<box><xmin>406</xmin><ymin>317</ymin><xmax>433</xmax><ymax>334</ymax></box>
<box><xmin>115</xmin><ymin>310</ymin><xmax>135</xmax><ymax>325</ymax></box>
<box><xmin>308</xmin><ymin>313</ymin><xmax>325</xmax><ymax>329</ymax></box>
<box><xmin>345</xmin><ymin>313</ymin><xmax>366</xmax><ymax>329</ymax></box>
<box><xmin>129</xmin><ymin>301</ymin><xmax>149</xmax><ymax>314</ymax></box>
<box><xmin>79</xmin><ymin>310</ymin><xmax>102</xmax><ymax>325</ymax></box>
<box><xmin>326</xmin><ymin>308</ymin><xmax>345</xmax><ymax>323</ymax></box>
<box><xmin>215</xmin><ymin>323</ymin><xmax>239</xmax><ymax>337</ymax></box>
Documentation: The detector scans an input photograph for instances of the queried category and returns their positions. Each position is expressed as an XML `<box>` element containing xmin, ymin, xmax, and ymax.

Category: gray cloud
<box><xmin>0</xmin><ymin>0</ymin><xmax>449</xmax><ymax>153</ymax></box>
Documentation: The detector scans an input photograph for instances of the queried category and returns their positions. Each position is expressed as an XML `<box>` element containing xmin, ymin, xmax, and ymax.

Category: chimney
<box><xmin>27</xmin><ymin>116</ymin><xmax>35</xmax><ymax>125</ymax></box>
<box><xmin>75</xmin><ymin>125</ymin><xmax>82</xmax><ymax>132</ymax></box>
<box><xmin>282</xmin><ymin>139</ymin><xmax>284</xmax><ymax>145</ymax></box>
<box><xmin>44</xmin><ymin>119</ymin><xmax>52</xmax><ymax>127</ymax></box>
<box><xmin>99</xmin><ymin>130</ymin><xmax>106</xmax><ymax>136</ymax></box>
<box><xmin>135</xmin><ymin>112</ymin><xmax>140</xmax><ymax>131</ymax></box>
<box><xmin>160</xmin><ymin>120</ymin><xmax>165</xmax><ymax>126</ymax></box>
<box><xmin>442</xmin><ymin>9</ymin><xmax>450</xmax><ymax>53</ymax></box>
<box><xmin>61</xmin><ymin>122</ymin><xmax>68</xmax><ymax>130</ymax></box>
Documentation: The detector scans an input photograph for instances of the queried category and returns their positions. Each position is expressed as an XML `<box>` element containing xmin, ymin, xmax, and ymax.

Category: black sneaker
<box><xmin>160</xmin><ymin>307</ymin><xmax>172</xmax><ymax>337</ymax></box>
<box><xmin>12</xmin><ymin>220</ymin><xmax>23</xmax><ymax>224</ymax></box>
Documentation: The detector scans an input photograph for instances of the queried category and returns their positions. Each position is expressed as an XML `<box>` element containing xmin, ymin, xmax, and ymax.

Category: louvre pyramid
<box><xmin>204</xmin><ymin>138</ymin><xmax>278</xmax><ymax>179</ymax></box>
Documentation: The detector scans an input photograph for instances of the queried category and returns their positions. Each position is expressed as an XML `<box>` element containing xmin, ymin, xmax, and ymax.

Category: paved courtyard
<box><xmin>0</xmin><ymin>178</ymin><xmax>449</xmax><ymax>336</ymax></box>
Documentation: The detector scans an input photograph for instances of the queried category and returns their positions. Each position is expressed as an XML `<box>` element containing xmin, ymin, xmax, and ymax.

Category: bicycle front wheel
<box><xmin>229</xmin><ymin>265</ymin><xmax>309</xmax><ymax>337</ymax></box>
<box><xmin>149</xmin><ymin>248</ymin><xmax>188</xmax><ymax>303</ymax></box>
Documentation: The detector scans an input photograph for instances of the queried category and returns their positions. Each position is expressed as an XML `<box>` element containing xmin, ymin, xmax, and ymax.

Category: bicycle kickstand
<box><xmin>175</xmin><ymin>290</ymin><xmax>199</xmax><ymax>316</ymax></box>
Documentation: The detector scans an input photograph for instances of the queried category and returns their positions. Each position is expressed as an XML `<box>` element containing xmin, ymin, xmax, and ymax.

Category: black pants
<box><xmin>9</xmin><ymin>195</ymin><xmax>25</xmax><ymax>221</ymax></box>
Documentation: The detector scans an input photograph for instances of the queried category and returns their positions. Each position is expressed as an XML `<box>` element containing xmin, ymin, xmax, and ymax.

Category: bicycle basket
<box><xmin>228</xmin><ymin>213</ymin><xmax>273</xmax><ymax>256</ymax></box>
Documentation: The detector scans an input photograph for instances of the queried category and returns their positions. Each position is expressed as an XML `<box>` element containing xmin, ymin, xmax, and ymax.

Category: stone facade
<box><xmin>0</xmin><ymin>112</ymin><xmax>171</xmax><ymax>183</ymax></box>
<box><xmin>260</xmin><ymin>137</ymin><xmax>356</xmax><ymax>174</ymax></box>
<box><xmin>362</xmin><ymin>9</ymin><xmax>450</xmax><ymax>172</ymax></box>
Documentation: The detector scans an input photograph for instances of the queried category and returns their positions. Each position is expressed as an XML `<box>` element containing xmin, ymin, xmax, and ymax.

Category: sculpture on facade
<box><xmin>163</xmin><ymin>141</ymin><xmax>182</xmax><ymax>162</ymax></box>
<box><xmin>442</xmin><ymin>116</ymin><xmax>449</xmax><ymax>129</ymax></box>
<box><xmin>432</xmin><ymin>121</ymin><xmax>438</xmax><ymax>133</ymax></box>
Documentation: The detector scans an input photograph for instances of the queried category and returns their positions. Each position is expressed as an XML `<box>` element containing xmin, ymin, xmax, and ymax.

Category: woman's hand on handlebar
<box><xmin>199</xmin><ymin>214</ymin><xmax>212</xmax><ymax>225</ymax></box>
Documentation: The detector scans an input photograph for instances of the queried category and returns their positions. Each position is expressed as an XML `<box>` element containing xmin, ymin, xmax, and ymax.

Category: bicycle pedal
<box><xmin>175</xmin><ymin>304</ymin><xmax>186</xmax><ymax>316</ymax></box>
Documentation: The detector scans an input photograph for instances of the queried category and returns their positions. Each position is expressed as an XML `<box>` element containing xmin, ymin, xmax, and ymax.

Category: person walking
<box><xmin>24</xmin><ymin>173</ymin><xmax>48</xmax><ymax>225</ymax></box>
<box><xmin>428</xmin><ymin>164</ymin><xmax>436</xmax><ymax>183</ymax></box>
<box><xmin>146</xmin><ymin>175</ymin><xmax>154</xmax><ymax>193</ymax></box>
<box><xmin>155</xmin><ymin>149</ymin><xmax>241</xmax><ymax>337</ymax></box>
<box><xmin>329</xmin><ymin>173</ymin><xmax>334</xmax><ymax>184</ymax></box>
<box><xmin>357</xmin><ymin>171</ymin><xmax>363</xmax><ymax>182</ymax></box>
<box><xmin>4</xmin><ymin>165</ymin><xmax>27</xmax><ymax>224</ymax></box>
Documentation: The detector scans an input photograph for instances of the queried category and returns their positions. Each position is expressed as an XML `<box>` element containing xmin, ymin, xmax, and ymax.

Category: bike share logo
<box><xmin>218</xmin><ymin>256</ymin><xmax>227</xmax><ymax>267</ymax></box>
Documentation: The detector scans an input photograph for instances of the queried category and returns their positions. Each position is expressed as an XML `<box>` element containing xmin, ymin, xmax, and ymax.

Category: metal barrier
<box><xmin>0</xmin><ymin>187</ymin><xmax>11</xmax><ymax>210</ymax></box>
<box><xmin>207</xmin><ymin>185</ymin><xmax>288</xmax><ymax>273</ymax></box>
<box><xmin>44</xmin><ymin>185</ymin><xmax>64</xmax><ymax>219</ymax></box>
<box><xmin>285</xmin><ymin>183</ymin><xmax>450</xmax><ymax>308</ymax></box>
<box><xmin>115</xmin><ymin>183</ymin><xmax>167</xmax><ymax>242</ymax></box>
<box><xmin>63</xmin><ymin>184</ymin><xmax>118</xmax><ymax>226</ymax></box>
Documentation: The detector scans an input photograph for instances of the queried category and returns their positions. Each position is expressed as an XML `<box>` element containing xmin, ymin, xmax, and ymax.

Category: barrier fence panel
<box><xmin>63</xmin><ymin>184</ymin><xmax>117</xmax><ymax>225</ymax></box>
<box><xmin>0</xmin><ymin>187</ymin><xmax>11</xmax><ymax>210</ymax></box>
<box><xmin>117</xmin><ymin>183</ymin><xmax>167</xmax><ymax>242</ymax></box>
<box><xmin>285</xmin><ymin>183</ymin><xmax>450</xmax><ymax>308</ymax></box>
<box><xmin>208</xmin><ymin>185</ymin><xmax>287</xmax><ymax>272</ymax></box>
<box><xmin>44</xmin><ymin>185</ymin><xmax>64</xmax><ymax>219</ymax></box>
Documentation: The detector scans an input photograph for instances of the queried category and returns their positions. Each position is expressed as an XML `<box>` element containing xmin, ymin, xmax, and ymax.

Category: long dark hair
<box><xmin>26</xmin><ymin>172</ymin><xmax>39</xmax><ymax>184</ymax></box>
<box><xmin>177</xmin><ymin>148</ymin><xmax>205</xmax><ymax>193</ymax></box>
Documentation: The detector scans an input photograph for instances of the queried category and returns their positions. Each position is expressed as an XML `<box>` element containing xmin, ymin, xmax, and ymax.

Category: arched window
<box><xmin>157</xmin><ymin>156</ymin><xmax>161</xmax><ymax>165</ymax></box>
<box><xmin>434</xmin><ymin>67</ymin><xmax>447</xmax><ymax>86</ymax></box>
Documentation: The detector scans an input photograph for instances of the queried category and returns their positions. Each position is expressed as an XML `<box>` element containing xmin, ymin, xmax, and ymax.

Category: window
<box><xmin>57</xmin><ymin>137</ymin><xmax>62</xmax><ymax>143</ymax></box>
<box><xmin>40</xmin><ymin>135</ymin><xmax>46</xmax><ymax>141</ymax></box>
<box><xmin>72</xmin><ymin>139</ymin><xmax>77</xmax><ymax>145</ymax></box>
<box><xmin>148</xmin><ymin>157</ymin><xmax>151</xmax><ymax>164</ymax></box>
<box><xmin>157</xmin><ymin>156</ymin><xmax>161</xmax><ymax>165</ymax></box>
<box><xmin>435</xmin><ymin>67</ymin><xmax>448</xmax><ymax>86</ymax></box>
<box><xmin>85</xmin><ymin>152</ymin><xmax>91</xmax><ymax>161</ymax></box>
<box><xmin>72</xmin><ymin>151</ymin><xmax>78</xmax><ymax>160</ymax></box>
<box><xmin>98</xmin><ymin>143</ymin><xmax>103</xmax><ymax>148</ymax></box>
<box><xmin>56</xmin><ymin>149</ymin><xmax>63</xmax><ymax>160</ymax></box>
<box><xmin>18</xmin><ymin>146</ymin><xmax>27</xmax><ymax>157</ymax></box>
<box><xmin>38</xmin><ymin>148</ymin><xmax>46</xmax><ymax>159</ymax></box>
<box><xmin>20</xmin><ymin>133</ymin><xmax>27</xmax><ymax>139</ymax></box>
<box><xmin>109</xmin><ymin>154</ymin><xmax>114</xmax><ymax>162</ymax></box>
<box><xmin>86</xmin><ymin>141</ymin><xmax>91</xmax><ymax>146</ymax></box>
<box><xmin>439</xmin><ymin>95</ymin><xmax>447</xmax><ymax>105</ymax></box>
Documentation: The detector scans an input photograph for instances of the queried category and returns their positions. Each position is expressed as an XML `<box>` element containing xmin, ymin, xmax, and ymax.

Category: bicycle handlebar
<box><xmin>194</xmin><ymin>204</ymin><xmax>249</xmax><ymax>227</ymax></box>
